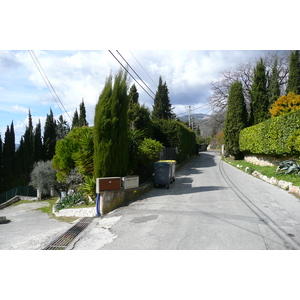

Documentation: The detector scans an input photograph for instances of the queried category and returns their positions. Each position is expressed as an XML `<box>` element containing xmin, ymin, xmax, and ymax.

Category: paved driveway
<box><xmin>0</xmin><ymin>201</ymin><xmax>72</xmax><ymax>250</ymax></box>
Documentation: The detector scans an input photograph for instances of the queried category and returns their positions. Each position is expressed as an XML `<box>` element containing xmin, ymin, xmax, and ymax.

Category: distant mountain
<box><xmin>178</xmin><ymin>113</ymin><xmax>210</xmax><ymax>123</ymax></box>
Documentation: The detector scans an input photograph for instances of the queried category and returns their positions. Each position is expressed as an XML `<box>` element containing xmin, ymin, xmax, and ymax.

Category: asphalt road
<box><xmin>0</xmin><ymin>201</ymin><xmax>72</xmax><ymax>250</ymax></box>
<box><xmin>70</xmin><ymin>151</ymin><xmax>300</xmax><ymax>250</ymax></box>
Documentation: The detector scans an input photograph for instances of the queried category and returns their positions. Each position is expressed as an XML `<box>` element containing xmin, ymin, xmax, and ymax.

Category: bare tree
<box><xmin>208</xmin><ymin>51</ymin><xmax>290</xmax><ymax>114</ymax></box>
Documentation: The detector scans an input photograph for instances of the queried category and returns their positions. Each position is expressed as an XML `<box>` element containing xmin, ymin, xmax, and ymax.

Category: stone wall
<box><xmin>244</xmin><ymin>154</ymin><xmax>296</xmax><ymax>167</ymax></box>
<box><xmin>0</xmin><ymin>196</ymin><xmax>21</xmax><ymax>210</ymax></box>
<box><xmin>99</xmin><ymin>181</ymin><xmax>153</xmax><ymax>215</ymax></box>
<box><xmin>244</xmin><ymin>155</ymin><xmax>276</xmax><ymax>167</ymax></box>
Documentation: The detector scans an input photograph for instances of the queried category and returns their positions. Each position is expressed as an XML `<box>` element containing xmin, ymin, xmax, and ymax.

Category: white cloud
<box><xmin>0</xmin><ymin>49</ymin><xmax>287</xmax><ymax>142</ymax></box>
<box><xmin>12</xmin><ymin>105</ymin><xmax>28</xmax><ymax>114</ymax></box>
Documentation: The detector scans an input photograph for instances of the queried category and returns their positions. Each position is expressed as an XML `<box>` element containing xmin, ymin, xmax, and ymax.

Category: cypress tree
<box><xmin>23</xmin><ymin>110</ymin><xmax>35</xmax><ymax>183</ymax></box>
<box><xmin>250</xmin><ymin>58</ymin><xmax>269</xmax><ymax>125</ymax></box>
<box><xmin>79</xmin><ymin>99</ymin><xmax>89</xmax><ymax>127</ymax></box>
<box><xmin>223</xmin><ymin>81</ymin><xmax>248</xmax><ymax>159</ymax></box>
<box><xmin>152</xmin><ymin>76</ymin><xmax>175</xmax><ymax>120</ymax></box>
<box><xmin>43</xmin><ymin>109</ymin><xmax>57</xmax><ymax>160</ymax></box>
<box><xmin>128</xmin><ymin>84</ymin><xmax>139</xmax><ymax>108</ymax></box>
<box><xmin>286</xmin><ymin>50</ymin><xmax>300</xmax><ymax>95</ymax></box>
<box><xmin>34</xmin><ymin>119</ymin><xmax>43</xmax><ymax>162</ymax></box>
<box><xmin>15</xmin><ymin>136</ymin><xmax>26</xmax><ymax>186</ymax></box>
<box><xmin>2</xmin><ymin>122</ymin><xmax>16</xmax><ymax>190</ymax></box>
<box><xmin>72</xmin><ymin>109</ymin><xmax>79</xmax><ymax>129</ymax></box>
<box><xmin>268</xmin><ymin>57</ymin><xmax>281</xmax><ymax>108</ymax></box>
<box><xmin>94</xmin><ymin>69</ymin><xmax>129</xmax><ymax>178</ymax></box>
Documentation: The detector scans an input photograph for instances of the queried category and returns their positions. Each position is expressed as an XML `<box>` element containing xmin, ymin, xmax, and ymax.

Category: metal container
<box><xmin>154</xmin><ymin>162</ymin><xmax>172</xmax><ymax>189</ymax></box>
<box><xmin>158</xmin><ymin>160</ymin><xmax>176</xmax><ymax>183</ymax></box>
<box><xmin>122</xmin><ymin>176</ymin><xmax>139</xmax><ymax>189</ymax></box>
<box><xmin>96</xmin><ymin>177</ymin><xmax>121</xmax><ymax>193</ymax></box>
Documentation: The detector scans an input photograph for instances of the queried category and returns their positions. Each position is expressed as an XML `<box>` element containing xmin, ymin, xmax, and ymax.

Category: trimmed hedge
<box><xmin>240</xmin><ymin>109</ymin><xmax>300</xmax><ymax>156</ymax></box>
<box><xmin>152</xmin><ymin>119</ymin><xmax>196</xmax><ymax>163</ymax></box>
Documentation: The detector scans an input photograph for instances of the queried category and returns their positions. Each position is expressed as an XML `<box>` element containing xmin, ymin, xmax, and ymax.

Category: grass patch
<box><xmin>223</xmin><ymin>157</ymin><xmax>300</xmax><ymax>187</ymax></box>
<box><xmin>12</xmin><ymin>197</ymin><xmax>79</xmax><ymax>223</ymax></box>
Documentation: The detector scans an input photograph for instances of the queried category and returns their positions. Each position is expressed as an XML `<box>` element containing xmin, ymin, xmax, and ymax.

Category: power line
<box><xmin>116</xmin><ymin>50</ymin><xmax>156</xmax><ymax>96</ymax></box>
<box><xmin>28</xmin><ymin>50</ymin><xmax>72</xmax><ymax>122</ymax></box>
<box><xmin>176</xmin><ymin>103</ymin><xmax>210</xmax><ymax>116</ymax></box>
<box><xmin>129</xmin><ymin>50</ymin><xmax>157</xmax><ymax>87</ymax></box>
<box><xmin>108</xmin><ymin>50</ymin><xmax>155</xmax><ymax>101</ymax></box>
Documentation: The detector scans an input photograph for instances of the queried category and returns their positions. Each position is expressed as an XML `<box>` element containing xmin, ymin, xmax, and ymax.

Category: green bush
<box><xmin>52</xmin><ymin>126</ymin><xmax>93</xmax><ymax>182</ymax></box>
<box><xmin>54</xmin><ymin>191</ymin><xmax>85</xmax><ymax>212</ymax></box>
<box><xmin>240</xmin><ymin>109</ymin><xmax>300</xmax><ymax>156</ymax></box>
<box><xmin>136</xmin><ymin>138</ymin><xmax>164</xmax><ymax>182</ymax></box>
<box><xmin>152</xmin><ymin>119</ymin><xmax>196</xmax><ymax>163</ymax></box>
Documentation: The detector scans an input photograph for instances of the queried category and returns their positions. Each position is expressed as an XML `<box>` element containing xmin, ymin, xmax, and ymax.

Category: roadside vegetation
<box><xmin>1</xmin><ymin>69</ymin><xmax>198</xmax><ymax>212</ymax></box>
<box><xmin>11</xmin><ymin>197</ymin><xmax>78</xmax><ymax>223</ymax></box>
<box><xmin>223</xmin><ymin>157</ymin><xmax>300</xmax><ymax>187</ymax></box>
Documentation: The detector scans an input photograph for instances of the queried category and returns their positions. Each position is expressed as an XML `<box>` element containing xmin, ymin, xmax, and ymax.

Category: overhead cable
<box><xmin>129</xmin><ymin>50</ymin><xmax>157</xmax><ymax>86</ymax></box>
<box><xmin>28</xmin><ymin>50</ymin><xmax>72</xmax><ymax>122</ymax></box>
<box><xmin>116</xmin><ymin>50</ymin><xmax>156</xmax><ymax>96</ymax></box>
<box><xmin>108</xmin><ymin>50</ymin><xmax>155</xmax><ymax>101</ymax></box>
<box><xmin>176</xmin><ymin>103</ymin><xmax>210</xmax><ymax>116</ymax></box>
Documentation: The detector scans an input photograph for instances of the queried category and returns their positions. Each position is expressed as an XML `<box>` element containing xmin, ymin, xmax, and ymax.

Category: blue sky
<box><xmin>0</xmin><ymin>50</ymin><xmax>276</xmax><ymax>143</ymax></box>
<box><xmin>0</xmin><ymin>2</ymin><xmax>294</xmax><ymax>143</ymax></box>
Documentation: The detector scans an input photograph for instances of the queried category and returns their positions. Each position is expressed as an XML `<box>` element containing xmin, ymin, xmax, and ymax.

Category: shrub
<box><xmin>240</xmin><ymin>108</ymin><xmax>300</xmax><ymax>156</ymax></box>
<box><xmin>137</xmin><ymin>138</ymin><xmax>164</xmax><ymax>182</ymax></box>
<box><xmin>270</xmin><ymin>92</ymin><xmax>300</xmax><ymax>118</ymax></box>
<box><xmin>152</xmin><ymin>119</ymin><xmax>196</xmax><ymax>163</ymax></box>
<box><xmin>81</xmin><ymin>176</ymin><xmax>96</xmax><ymax>201</ymax></box>
<box><xmin>54</xmin><ymin>191</ymin><xmax>85</xmax><ymax>212</ymax></box>
<box><xmin>52</xmin><ymin>126</ymin><xmax>93</xmax><ymax>183</ymax></box>
<box><xmin>30</xmin><ymin>160</ymin><xmax>60</xmax><ymax>197</ymax></box>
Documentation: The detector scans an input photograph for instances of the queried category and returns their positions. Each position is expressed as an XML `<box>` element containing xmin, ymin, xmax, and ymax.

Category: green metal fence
<box><xmin>0</xmin><ymin>186</ymin><xmax>37</xmax><ymax>205</ymax></box>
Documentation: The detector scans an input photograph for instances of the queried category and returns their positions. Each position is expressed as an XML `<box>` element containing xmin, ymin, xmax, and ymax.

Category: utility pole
<box><xmin>188</xmin><ymin>106</ymin><xmax>191</xmax><ymax>129</ymax></box>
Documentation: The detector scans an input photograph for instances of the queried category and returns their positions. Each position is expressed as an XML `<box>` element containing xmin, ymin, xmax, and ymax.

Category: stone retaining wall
<box><xmin>53</xmin><ymin>206</ymin><xmax>96</xmax><ymax>218</ymax></box>
<box><xmin>0</xmin><ymin>196</ymin><xmax>21</xmax><ymax>210</ymax></box>
<box><xmin>244</xmin><ymin>155</ymin><xmax>276</xmax><ymax>167</ymax></box>
<box><xmin>0</xmin><ymin>195</ymin><xmax>38</xmax><ymax>210</ymax></box>
<box><xmin>244</xmin><ymin>154</ymin><xmax>296</xmax><ymax>167</ymax></box>
<box><xmin>99</xmin><ymin>181</ymin><xmax>153</xmax><ymax>215</ymax></box>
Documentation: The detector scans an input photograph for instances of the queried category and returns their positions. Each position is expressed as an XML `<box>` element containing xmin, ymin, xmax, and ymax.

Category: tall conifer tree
<box><xmin>287</xmin><ymin>50</ymin><xmax>300</xmax><ymax>95</ymax></box>
<box><xmin>152</xmin><ymin>76</ymin><xmax>175</xmax><ymax>120</ymax></box>
<box><xmin>268</xmin><ymin>57</ymin><xmax>281</xmax><ymax>108</ymax></box>
<box><xmin>72</xmin><ymin>109</ymin><xmax>79</xmax><ymax>129</ymax></box>
<box><xmin>34</xmin><ymin>119</ymin><xmax>43</xmax><ymax>162</ymax></box>
<box><xmin>79</xmin><ymin>99</ymin><xmax>89</xmax><ymax>127</ymax></box>
<box><xmin>128</xmin><ymin>84</ymin><xmax>139</xmax><ymax>108</ymax></box>
<box><xmin>250</xmin><ymin>58</ymin><xmax>269</xmax><ymax>125</ymax></box>
<box><xmin>224</xmin><ymin>81</ymin><xmax>248</xmax><ymax>159</ymax></box>
<box><xmin>2</xmin><ymin>122</ymin><xmax>15</xmax><ymax>190</ymax></box>
<box><xmin>43</xmin><ymin>109</ymin><xmax>57</xmax><ymax>160</ymax></box>
<box><xmin>94</xmin><ymin>69</ymin><xmax>129</xmax><ymax>178</ymax></box>
<box><xmin>23</xmin><ymin>110</ymin><xmax>35</xmax><ymax>183</ymax></box>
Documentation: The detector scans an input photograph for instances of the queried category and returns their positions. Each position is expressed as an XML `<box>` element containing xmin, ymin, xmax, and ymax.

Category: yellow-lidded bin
<box><xmin>158</xmin><ymin>160</ymin><xmax>176</xmax><ymax>183</ymax></box>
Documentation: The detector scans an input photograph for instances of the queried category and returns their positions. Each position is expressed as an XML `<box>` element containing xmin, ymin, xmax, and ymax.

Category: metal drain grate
<box><xmin>44</xmin><ymin>217</ymin><xmax>94</xmax><ymax>250</ymax></box>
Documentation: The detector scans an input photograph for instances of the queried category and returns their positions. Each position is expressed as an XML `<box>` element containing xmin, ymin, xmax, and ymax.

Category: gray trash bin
<box><xmin>158</xmin><ymin>160</ymin><xmax>176</xmax><ymax>183</ymax></box>
<box><xmin>154</xmin><ymin>161</ymin><xmax>172</xmax><ymax>189</ymax></box>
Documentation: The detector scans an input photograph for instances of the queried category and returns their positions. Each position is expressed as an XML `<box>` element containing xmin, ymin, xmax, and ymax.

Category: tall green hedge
<box><xmin>94</xmin><ymin>70</ymin><xmax>129</xmax><ymax>178</ymax></box>
<box><xmin>240</xmin><ymin>109</ymin><xmax>300</xmax><ymax>156</ymax></box>
<box><xmin>152</xmin><ymin>119</ymin><xmax>196</xmax><ymax>163</ymax></box>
